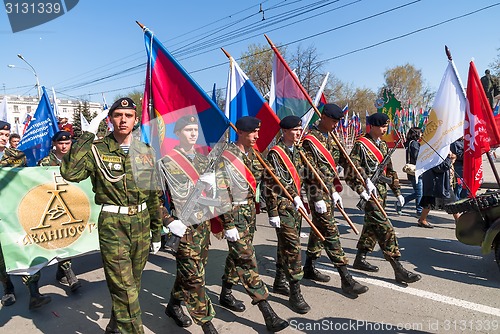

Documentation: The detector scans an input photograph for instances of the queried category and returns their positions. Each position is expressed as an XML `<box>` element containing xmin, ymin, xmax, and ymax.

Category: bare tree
<box><xmin>238</xmin><ymin>43</ymin><xmax>276</xmax><ymax>96</ymax></box>
<box><xmin>380</xmin><ymin>63</ymin><xmax>430</xmax><ymax>108</ymax></box>
<box><xmin>289</xmin><ymin>44</ymin><xmax>324</xmax><ymax>97</ymax></box>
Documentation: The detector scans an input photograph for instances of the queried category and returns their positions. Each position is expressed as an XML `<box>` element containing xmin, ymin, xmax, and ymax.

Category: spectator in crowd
<box><xmin>450</xmin><ymin>137</ymin><xmax>467</xmax><ymax>199</ymax></box>
<box><xmin>8</xmin><ymin>133</ymin><xmax>20</xmax><ymax>149</ymax></box>
<box><xmin>395</xmin><ymin>127</ymin><xmax>423</xmax><ymax>217</ymax></box>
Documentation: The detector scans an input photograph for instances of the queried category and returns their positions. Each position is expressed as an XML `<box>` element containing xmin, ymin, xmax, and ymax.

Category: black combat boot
<box><xmin>337</xmin><ymin>265</ymin><xmax>369</xmax><ymax>295</ymax></box>
<box><xmin>104</xmin><ymin>312</ymin><xmax>120</xmax><ymax>334</ymax></box>
<box><xmin>27</xmin><ymin>280</ymin><xmax>51</xmax><ymax>310</ymax></box>
<box><xmin>353</xmin><ymin>249</ymin><xmax>379</xmax><ymax>272</ymax></box>
<box><xmin>385</xmin><ymin>256</ymin><xmax>421</xmax><ymax>284</ymax></box>
<box><xmin>288</xmin><ymin>281</ymin><xmax>310</xmax><ymax>314</ymax></box>
<box><xmin>1</xmin><ymin>277</ymin><xmax>16</xmax><ymax>306</ymax></box>
<box><xmin>303</xmin><ymin>256</ymin><xmax>330</xmax><ymax>282</ymax></box>
<box><xmin>272</xmin><ymin>268</ymin><xmax>289</xmax><ymax>297</ymax></box>
<box><xmin>219</xmin><ymin>281</ymin><xmax>245</xmax><ymax>312</ymax></box>
<box><xmin>57</xmin><ymin>261</ymin><xmax>81</xmax><ymax>292</ymax></box>
<box><xmin>201</xmin><ymin>321</ymin><xmax>219</xmax><ymax>334</ymax></box>
<box><xmin>257</xmin><ymin>300</ymin><xmax>289</xmax><ymax>332</ymax></box>
<box><xmin>165</xmin><ymin>295</ymin><xmax>193</xmax><ymax>327</ymax></box>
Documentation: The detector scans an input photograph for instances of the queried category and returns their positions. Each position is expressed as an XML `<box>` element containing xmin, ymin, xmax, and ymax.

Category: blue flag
<box><xmin>18</xmin><ymin>87</ymin><xmax>59</xmax><ymax>166</ymax></box>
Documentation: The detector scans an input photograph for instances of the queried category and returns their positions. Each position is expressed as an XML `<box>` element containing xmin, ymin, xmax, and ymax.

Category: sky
<box><xmin>1</xmin><ymin>0</ymin><xmax>499</xmax><ymax>108</ymax></box>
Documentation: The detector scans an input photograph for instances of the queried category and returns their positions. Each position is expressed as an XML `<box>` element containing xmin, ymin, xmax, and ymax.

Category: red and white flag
<box><xmin>464</xmin><ymin>61</ymin><xmax>500</xmax><ymax>197</ymax></box>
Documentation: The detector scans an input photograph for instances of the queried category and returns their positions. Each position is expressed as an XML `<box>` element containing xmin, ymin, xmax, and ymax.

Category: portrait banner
<box><xmin>0</xmin><ymin>166</ymin><xmax>100</xmax><ymax>275</ymax></box>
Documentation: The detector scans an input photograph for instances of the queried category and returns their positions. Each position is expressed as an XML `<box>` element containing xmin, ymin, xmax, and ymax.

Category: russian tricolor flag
<box><xmin>225</xmin><ymin>56</ymin><xmax>280</xmax><ymax>152</ymax></box>
<box><xmin>141</xmin><ymin>27</ymin><xmax>230</xmax><ymax>155</ymax></box>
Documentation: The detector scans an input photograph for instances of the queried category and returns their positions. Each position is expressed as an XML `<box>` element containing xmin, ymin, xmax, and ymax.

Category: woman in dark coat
<box><xmin>418</xmin><ymin>151</ymin><xmax>459</xmax><ymax>228</ymax></box>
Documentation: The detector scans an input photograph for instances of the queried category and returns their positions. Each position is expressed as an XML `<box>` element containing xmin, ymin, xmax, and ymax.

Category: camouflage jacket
<box><xmin>264</xmin><ymin>140</ymin><xmax>304</xmax><ymax>217</ymax></box>
<box><xmin>38</xmin><ymin>151</ymin><xmax>62</xmax><ymax>166</ymax></box>
<box><xmin>159</xmin><ymin>147</ymin><xmax>209</xmax><ymax>224</ymax></box>
<box><xmin>60</xmin><ymin>131</ymin><xmax>162</xmax><ymax>242</ymax></box>
<box><xmin>0</xmin><ymin>147</ymin><xmax>27</xmax><ymax>167</ymax></box>
<box><xmin>345</xmin><ymin>133</ymin><xmax>401</xmax><ymax>197</ymax></box>
<box><xmin>216</xmin><ymin>143</ymin><xmax>265</xmax><ymax>230</ymax></box>
<box><xmin>301</xmin><ymin>126</ymin><xmax>345</xmax><ymax>203</ymax></box>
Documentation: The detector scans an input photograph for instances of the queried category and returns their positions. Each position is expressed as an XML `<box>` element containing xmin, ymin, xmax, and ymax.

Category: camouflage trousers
<box><xmin>171</xmin><ymin>220</ymin><xmax>215</xmax><ymax>326</ymax></box>
<box><xmin>98</xmin><ymin>209</ymin><xmax>151</xmax><ymax>334</ymax></box>
<box><xmin>222</xmin><ymin>201</ymin><xmax>269</xmax><ymax>304</ymax></box>
<box><xmin>275</xmin><ymin>203</ymin><xmax>304</xmax><ymax>283</ymax></box>
<box><xmin>356</xmin><ymin>197</ymin><xmax>401</xmax><ymax>258</ymax></box>
<box><xmin>306</xmin><ymin>198</ymin><xmax>348</xmax><ymax>266</ymax></box>
<box><xmin>0</xmin><ymin>240</ymin><xmax>40</xmax><ymax>286</ymax></box>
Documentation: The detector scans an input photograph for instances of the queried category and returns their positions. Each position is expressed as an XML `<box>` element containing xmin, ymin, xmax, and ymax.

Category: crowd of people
<box><xmin>3</xmin><ymin>97</ymin><xmax>461</xmax><ymax>334</ymax></box>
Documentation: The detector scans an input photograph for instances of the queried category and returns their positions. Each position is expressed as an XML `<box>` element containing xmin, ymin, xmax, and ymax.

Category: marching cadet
<box><xmin>0</xmin><ymin>120</ymin><xmax>52</xmax><ymax>310</ymax></box>
<box><xmin>345</xmin><ymin>113</ymin><xmax>421</xmax><ymax>284</ymax></box>
<box><xmin>264</xmin><ymin>115</ymin><xmax>311</xmax><ymax>314</ymax></box>
<box><xmin>301</xmin><ymin>104</ymin><xmax>368</xmax><ymax>295</ymax></box>
<box><xmin>38</xmin><ymin>130</ymin><xmax>81</xmax><ymax>292</ymax></box>
<box><xmin>159</xmin><ymin>115</ymin><xmax>217</xmax><ymax>334</ymax></box>
<box><xmin>61</xmin><ymin>98</ymin><xmax>162</xmax><ymax>333</ymax></box>
<box><xmin>216</xmin><ymin>116</ymin><xmax>289</xmax><ymax>333</ymax></box>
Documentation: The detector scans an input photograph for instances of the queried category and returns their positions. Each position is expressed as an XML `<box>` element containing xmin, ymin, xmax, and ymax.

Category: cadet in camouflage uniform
<box><xmin>216</xmin><ymin>116</ymin><xmax>288</xmax><ymax>333</ymax></box>
<box><xmin>301</xmin><ymin>104</ymin><xmax>368</xmax><ymax>296</ymax></box>
<box><xmin>159</xmin><ymin>115</ymin><xmax>217</xmax><ymax>334</ymax></box>
<box><xmin>61</xmin><ymin>98</ymin><xmax>162</xmax><ymax>333</ymax></box>
<box><xmin>345</xmin><ymin>113</ymin><xmax>421</xmax><ymax>284</ymax></box>
<box><xmin>38</xmin><ymin>130</ymin><xmax>81</xmax><ymax>292</ymax></box>
<box><xmin>264</xmin><ymin>115</ymin><xmax>311</xmax><ymax>313</ymax></box>
<box><xmin>0</xmin><ymin>120</ymin><xmax>52</xmax><ymax>310</ymax></box>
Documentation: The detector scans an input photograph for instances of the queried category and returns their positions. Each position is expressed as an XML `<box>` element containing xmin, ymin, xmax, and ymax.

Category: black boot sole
<box><xmin>302</xmin><ymin>273</ymin><xmax>330</xmax><ymax>282</ymax></box>
<box><xmin>165</xmin><ymin>305</ymin><xmax>193</xmax><ymax>327</ymax></box>
<box><xmin>289</xmin><ymin>302</ymin><xmax>311</xmax><ymax>314</ymax></box>
<box><xmin>395</xmin><ymin>275</ymin><xmax>422</xmax><ymax>284</ymax></box>
<box><xmin>29</xmin><ymin>296</ymin><xmax>51</xmax><ymax>310</ymax></box>
<box><xmin>267</xmin><ymin>321</ymin><xmax>289</xmax><ymax>333</ymax></box>
<box><xmin>352</xmin><ymin>263</ymin><xmax>379</xmax><ymax>272</ymax></box>
<box><xmin>272</xmin><ymin>286</ymin><xmax>290</xmax><ymax>297</ymax></box>
<box><xmin>219</xmin><ymin>298</ymin><xmax>246</xmax><ymax>312</ymax></box>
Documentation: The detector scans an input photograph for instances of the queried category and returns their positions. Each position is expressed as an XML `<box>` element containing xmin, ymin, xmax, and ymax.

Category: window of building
<box><xmin>26</xmin><ymin>106</ymin><xmax>32</xmax><ymax>113</ymax></box>
<box><xmin>13</xmin><ymin>105</ymin><xmax>18</xmax><ymax>112</ymax></box>
<box><xmin>63</xmin><ymin>108</ymin><xmax>67</xmax><ymax>113</ymax></box>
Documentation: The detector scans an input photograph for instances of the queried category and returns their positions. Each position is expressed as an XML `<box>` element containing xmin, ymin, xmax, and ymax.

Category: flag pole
<box><xmin>265</xmin><ymin>34</ymin><xmax>388</xmax><ymax>218</ymax></box>
<box><xmin>221</xmin><ymin>47</ymin><xmax>325</xmax><ymax>241</ymax></box>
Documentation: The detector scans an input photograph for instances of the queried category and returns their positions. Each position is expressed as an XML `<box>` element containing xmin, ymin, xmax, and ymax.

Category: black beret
<box><xmin>174</xmin><ymin>115</ymin><xmax>199</xmax><ymax>133</ymax></box>
<box><xmin>323</xmin><ymin>103</ymin><xmax>344</xmax><ymax>120</ymax></box>
<box><xmin>367</xmin><ymin>113</ymin><xmax>389</xmax><ymax>126</ymax></box>
<box><xmin>280</xmin><ymin>115</ymin><xmax>302</xmax><ymax>129</ymax></box>
<box><xmin>0</xmin><ymin>120</ymin><xmax>11</xmax><ymax>131</ymax></box>
<box><xmin>52</xmin><ymin>131</ymin><xmax>72</xmax><ymax>142</ymax></box>
<box><xmin>108</xmin><ymin>97</ymin><xmax>136</xmax><ymax>115</ymax></box>
<box><xmin>235</xmin><ymin>116</ymin><xmax>261</xmax><ymax>132</ymax></box>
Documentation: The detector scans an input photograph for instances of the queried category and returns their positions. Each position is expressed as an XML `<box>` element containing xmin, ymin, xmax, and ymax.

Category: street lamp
<box><xmin>10</xmin><ymin>54</ymin><xmax>41</xmax><ymax>100</ymax></box>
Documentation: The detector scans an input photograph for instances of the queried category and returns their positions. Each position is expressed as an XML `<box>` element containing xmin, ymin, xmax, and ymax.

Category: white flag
<box><xmin>80</xmin><ymin>112</ymin><xmax>90</xmax><ymax>132</ymax></box>
<box><xmin>51</xmin><ymin>87</ymin><xmax>60</xmax><ymax>118</ymax></box>
<box><xmin>300</xmin><ymin>72</ymin><xmax>329</xmax><ymax>138</ymax></box>
<box><xmin>415</xmin><ymin>61</ymin><xmax>466</xmax><ymax>179</ymax></box>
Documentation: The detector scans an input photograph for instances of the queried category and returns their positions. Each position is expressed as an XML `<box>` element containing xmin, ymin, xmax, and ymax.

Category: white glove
<box><xmin>224</xmin><ymin>227</ymin><xmax>240</xmax><ymax>242</ymax></box>
<box><xmin>269</xmin><ymin>216</ymin><xmax>281</xmax><ymax>228</ymax></box>
<box><xmin>331</xmin><ymin>192</ymin><xmax>343</xmax><ymax>209</ymax></box>
<box><xmin>293</xmin><ymin>196</ymin><xmax>306</xmax><ymax>213</ymax></box>
<box><xmin>365</xmin><ymin>178</ymin><xmax>377</xmax><ymax>196</ymax></box>
<box><xmin>199</xmin><ymin>172</ymin><xmax>216</xmax><ymax>189</ymax></box>
<box><xmin>314</xmin><ymin>200</ymin><xmax>327</xmax><ymax>214</ymax></box>
<box><xmin>150</xmin><ymin>241</ymin><xmax>161</xmax><ymax>254</ymax></box>
<box><xmin>397</xmin><ymin>195</ymin><xmax>405</xmax><ymax>207</ymax></box>
<box><xmin>360</xmin><ymin>191</ymin><xmax>370</xmax><ymax>201</ymax></box>
<box><xmin>168</xmin><ymin>219</ymin><xmax>187</xmax><ymax>238</ymax></box>
<box><xmin>88</xmin><ymin>109</ymin><xmax>108</xmax><ymax>135</ymax></box>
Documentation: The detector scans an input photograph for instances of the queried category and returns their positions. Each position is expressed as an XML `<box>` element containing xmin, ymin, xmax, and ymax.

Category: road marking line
<box><xmin>317</xmin><ymin>265</ymin><xmax>500</xmax><ymax>317</ymax></box>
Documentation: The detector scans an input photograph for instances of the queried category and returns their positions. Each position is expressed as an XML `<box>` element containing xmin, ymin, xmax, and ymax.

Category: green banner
<box><xmin>0</xmin><ymin>166</ymin><xmax>100</xmax><ymax>275</ymax></box>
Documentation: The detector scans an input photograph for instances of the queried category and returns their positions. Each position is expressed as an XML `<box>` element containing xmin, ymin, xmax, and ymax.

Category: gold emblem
<box><xmin>18</xmin><ymin>174</ymin><xmax>90</xmax><ymax>250</ymax></box>
<box><xmin>189</xmin><ymin>116</ymin><xmax>195</xmax><ymax>122</ymax></box>
<box><xmin>121</xmin><ymin>99</ymin><xmax>129</xmax><ymax>107</ymax></box>
<box><xmin>128</xmin><ymin>206</ymin><xmax>138</xmax><ymax>215</ymax></box>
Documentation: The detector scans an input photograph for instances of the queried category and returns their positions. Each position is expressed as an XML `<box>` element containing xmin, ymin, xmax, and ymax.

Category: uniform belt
<box><xmin>101</xmin><ymin>203</ymin><xmax>147</xmax><ymax>215</ymax></box>
<box><xmin>232</xmin><ymin>200</ymin><xmax>249</xmax><ymax>205</ymax></box>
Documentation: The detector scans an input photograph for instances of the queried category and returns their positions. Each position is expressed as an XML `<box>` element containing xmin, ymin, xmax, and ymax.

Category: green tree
<box><xmin>72</xmin><ymin>101</ymin><xmax>92</xmax><ymax>138</ymax></box>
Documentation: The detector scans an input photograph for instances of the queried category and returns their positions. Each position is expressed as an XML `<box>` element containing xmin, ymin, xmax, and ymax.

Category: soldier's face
<box><xmin>371</xmin><ymin>125</ymin><xmax>388</xmax><ymax>137</ymax></box>
<box><xmin>0</xmin><ymin>130</ymin><xmax>10</xmax><ymax>149</ymax></box>
<box><xmin>177</xmin><ymin>124</ymin><xmax>199</xmax><ymax>146</ymax></box>
<box><xmin>9</xmin><ymin>137</ymin><xmax>20</xmax><ymax>149</ymax></box>
<box><xmin>283</xmin><ymin>126</ymin><xmax>302</xmax><ymax>144</ymax></box>
<box><xmin>237</xmin><ymin>128</ymin><xmax>259</xmax><ymax>148</ymax></box>
<box><xmin>54</xmin><ymin>139</ymin><xmax>72</xmax><ymax>155</ymax></box>
<box><xmin>111</xmin><ymin>109</ymin><xmax>137</xmax><ymax>136</ymax></box>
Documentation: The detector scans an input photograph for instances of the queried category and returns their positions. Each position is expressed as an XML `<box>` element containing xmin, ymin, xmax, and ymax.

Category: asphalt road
<box><xmin>1</xmin><ymin>149</ymin><xmax>499</xmax><ymax>333</ymax></box>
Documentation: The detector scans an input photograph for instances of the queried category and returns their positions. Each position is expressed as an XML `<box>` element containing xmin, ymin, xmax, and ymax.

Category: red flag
<box><xmin>464</xmin><ymin>61</ymin><xmax>500</xmax><ymax>196</ymax></box>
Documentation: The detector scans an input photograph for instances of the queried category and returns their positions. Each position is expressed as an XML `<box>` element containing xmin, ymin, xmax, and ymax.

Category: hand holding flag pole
<box><xmin>264</xmin><ymin>34</ymin><xmax>387</xmax><ymax>218</ymax></box>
